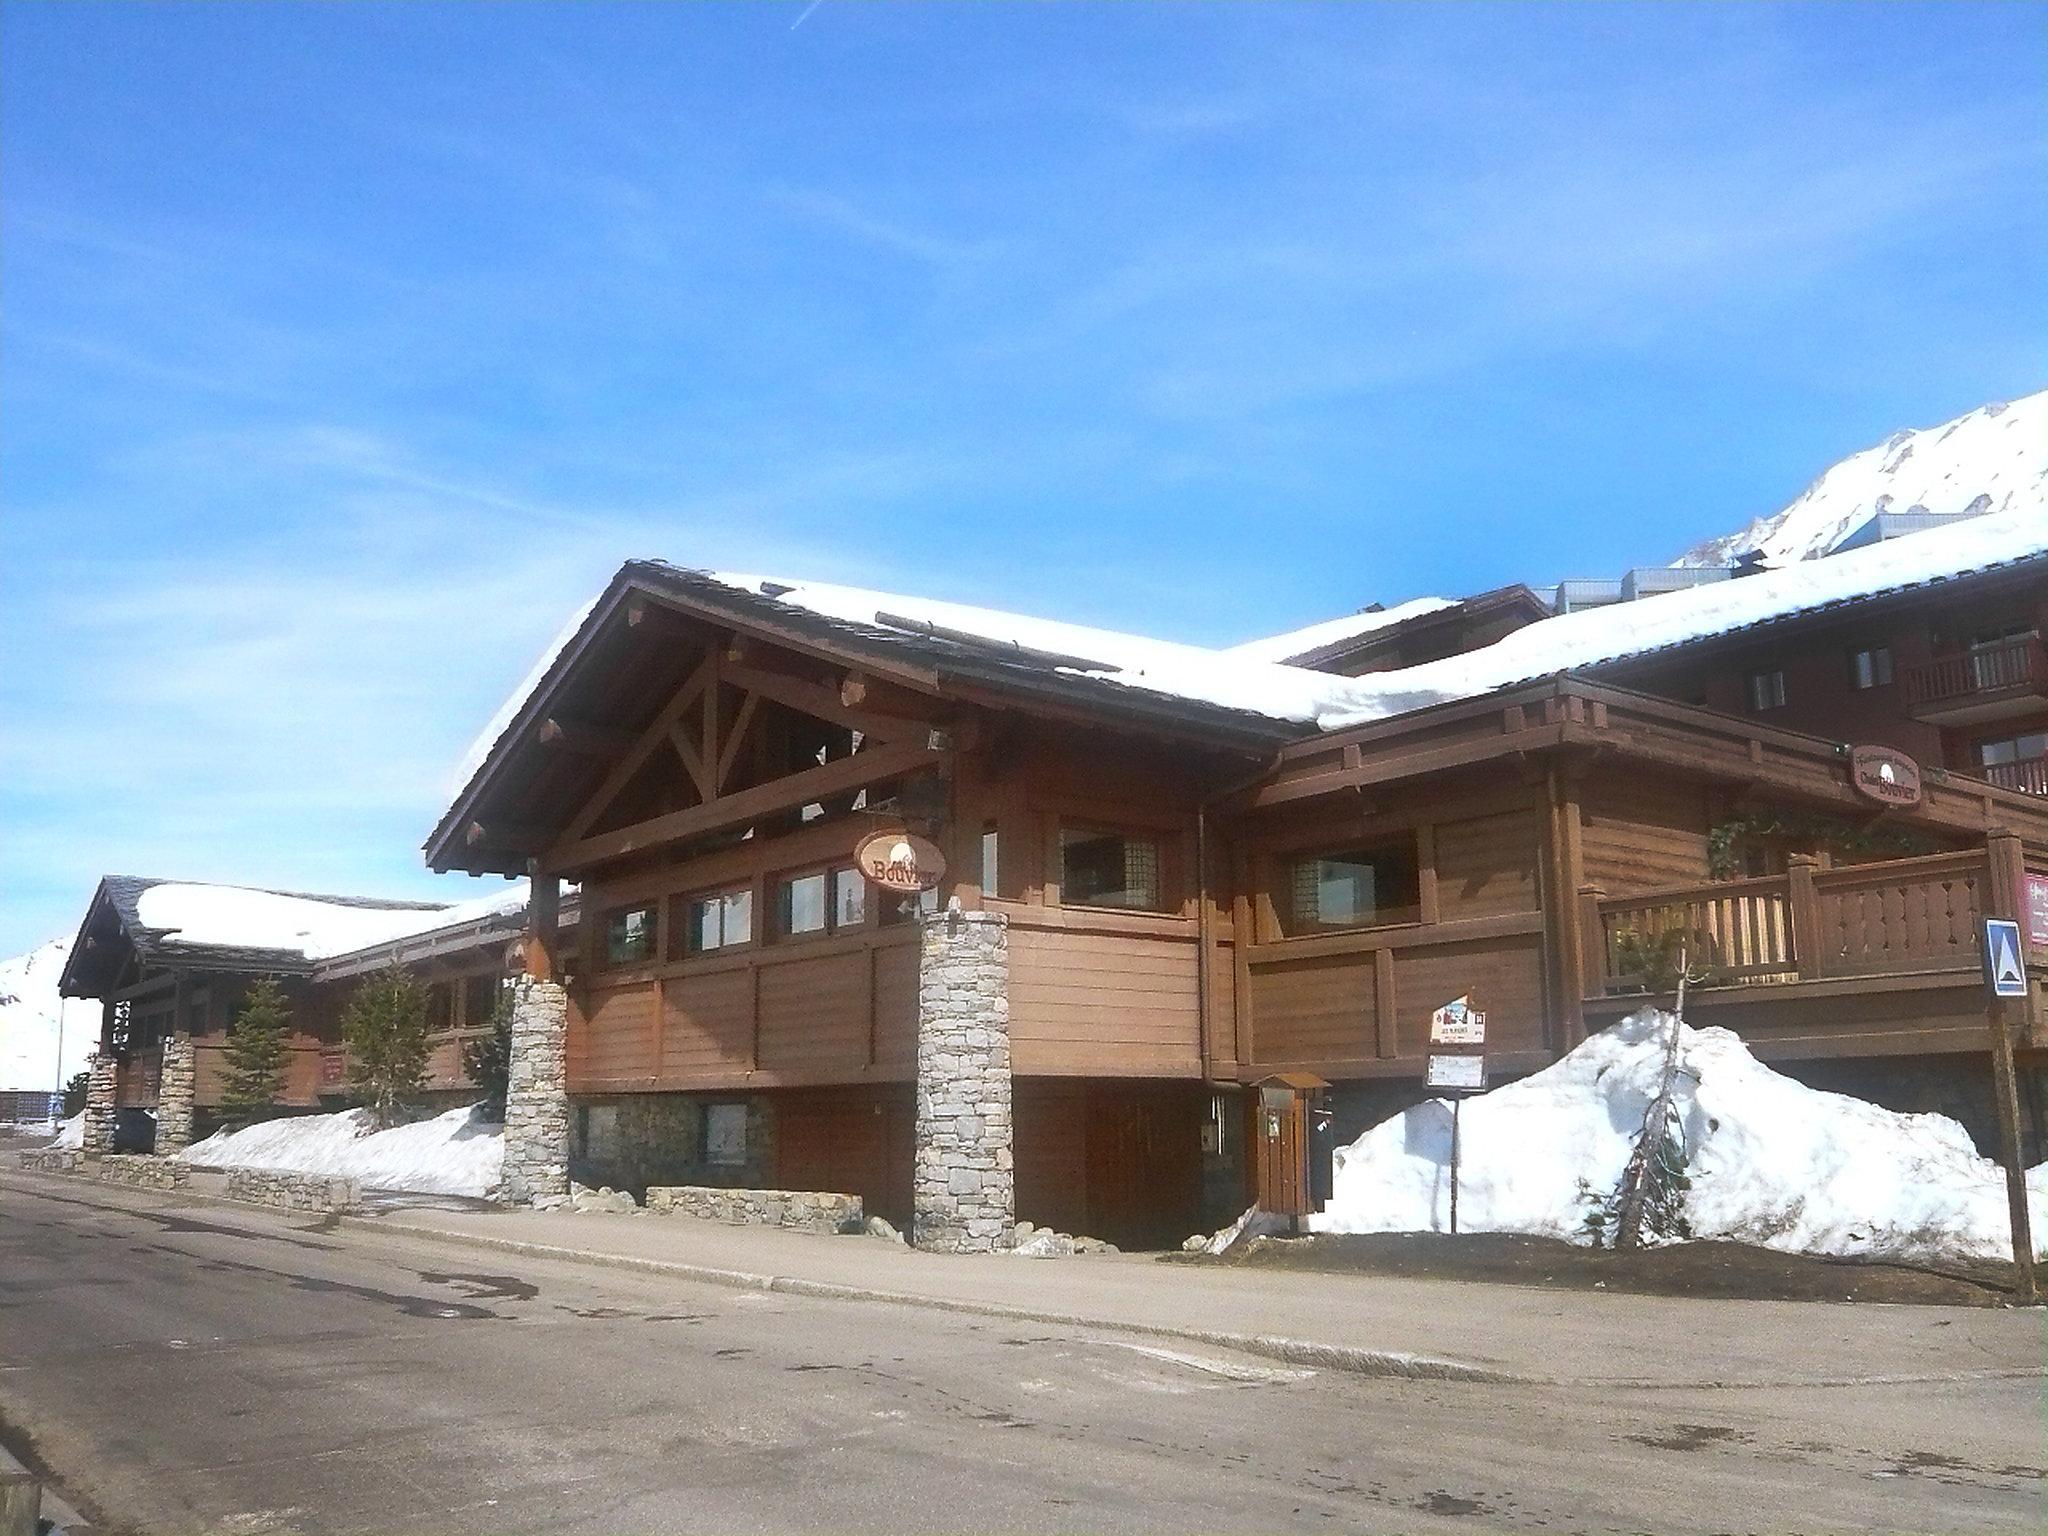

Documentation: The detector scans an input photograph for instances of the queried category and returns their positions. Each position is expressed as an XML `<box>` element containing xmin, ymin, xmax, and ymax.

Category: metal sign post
<box><xmin>1427</xmin><ymin>997</ymin><xmax>1488</xmax><ymax>1236</ymax></box>
<box><xmin>1981</xmin><ymin>918</ymin><xmax>2038</xmax><ymax>1305</ymax></box>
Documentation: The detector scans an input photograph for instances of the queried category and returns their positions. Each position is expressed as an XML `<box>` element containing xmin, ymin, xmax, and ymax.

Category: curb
<box><xmin>336</xmin><ymin>1213</ymin><xmax>1521</xmax><ymax>1384</ymax></box>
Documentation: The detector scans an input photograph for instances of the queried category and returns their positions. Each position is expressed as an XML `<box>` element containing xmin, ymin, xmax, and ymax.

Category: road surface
<box><xmin>1</xmin><ymin>1175</ymin><xmax>2041</xmax><ymax>1534</ymax></box>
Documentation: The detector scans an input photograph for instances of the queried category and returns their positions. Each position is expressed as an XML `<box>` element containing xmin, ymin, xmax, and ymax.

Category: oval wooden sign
<box><xmin>854</xmin><ymin>830</ymin><xmax>947</xmax><ymax>893</ymax></box>
<box><xmin>1849</xmin><ymin>744</ymin><xmax>1923</xmax><ymax>808</ymax></box>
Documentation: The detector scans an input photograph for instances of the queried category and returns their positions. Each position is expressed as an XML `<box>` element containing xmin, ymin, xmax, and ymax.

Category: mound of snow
<box><xmin>47</xmin><ymin>1112</ymin><xmax>84</xmax><ymax>1149</ymax></box>
<box><xmin>181</xmin><ymin>1103</ymin><xmax>502</xmax><ymax>1197</ymax></box>
<box><xmin>1312</xmin><ymin>1011</ymin><xmax>2047</xmax><ymax>1262</ymax></box>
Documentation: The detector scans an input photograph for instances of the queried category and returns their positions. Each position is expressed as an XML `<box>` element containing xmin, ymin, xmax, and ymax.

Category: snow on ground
<box><xmin>1675</xmin><ymin>389</ymin><xmax>2047</xmax><ymax>568</ymax></box>
<box><xmin>1312</xmin><ymin>1010</ymin><xmax>2048</xmax><ymax>1262</ymax></box>
<box><xmin>180</xmin><ymin>1103</ymin><xmax>503</xmax><ymax>1197</ymax></box>
<box><xmin>46</xmin><ymin>1112</ymin><xmax>83</xmax><ymax>1149</ymax></box>
<box><xmin>135</xmin><ymin>881</ymin><xmax>529</xmax><ymax>964</ymax></box>
<box><xmin>0</xmin><ymin>937</ymin><xmax>102</xmax><ymax>1093</ymax></box>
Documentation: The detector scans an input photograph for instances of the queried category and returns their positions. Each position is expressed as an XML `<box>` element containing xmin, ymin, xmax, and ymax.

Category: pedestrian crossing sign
<box><xmin>1983</xmin><ymin>918</ymin><xmax>2028</xmax><ymax>1000</ymax></box>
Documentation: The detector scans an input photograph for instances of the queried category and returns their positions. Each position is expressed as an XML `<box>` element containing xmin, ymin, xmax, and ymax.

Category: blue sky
<box><xmin>2</xmin><ymin>2</ymin><xmax>2043</xmax><ymax>956</ymax></box>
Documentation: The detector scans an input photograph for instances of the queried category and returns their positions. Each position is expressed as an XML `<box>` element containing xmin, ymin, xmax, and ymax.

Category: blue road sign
<box><xmin>1983</xmin><ymin>918</ymin><xmax>2028</xmax><ymax>1000</ymax></box>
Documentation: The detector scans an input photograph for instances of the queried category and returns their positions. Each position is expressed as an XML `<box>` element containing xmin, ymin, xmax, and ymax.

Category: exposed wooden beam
<box><xmin>561</xmin><ymin>651</ymin><xmax>718</xmax><ymax>843</ymax></box>
<box><xmin>724</xmin><ymin>660</ymin><xmax>936</xmax><ymax>745</ymax></box>
<box><xmin>625</xmin><ymin>597</ymin><xmax>698</xmax><ymax>639</ymax></box>
<box><xmin>465</xmin><ymin>820</ymin><xmax>553</xmax><ymax>852</ymax></box>
<box><xmin>537</xmin><ymin>716</ymin><xmax>636</xmax><ymax>758</ymax></box>
<box><xmin>715</xmin><ymin>691</ymin><xmax>759</xmax><ymax>790</ymax></box>
<box><xmin>545</xmin><ymin>738</ymin><xmax>946</xmax><ymax>872</ymax></box>
<box><xmin>668</xmin><ymin>722</ymin><xmax>715</xmax><ymax>802</ymax></box>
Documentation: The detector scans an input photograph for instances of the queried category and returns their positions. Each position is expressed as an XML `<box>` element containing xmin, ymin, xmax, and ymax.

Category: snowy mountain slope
<box><xmin>1675</xmin><ymin>390</ymin><xmax>2047</xmax><ymax>568</ymax></box>
<box><xmin>0</xmin><ymin>937</ymin><xmax>100</xmax><ymax>1093</ymax></box>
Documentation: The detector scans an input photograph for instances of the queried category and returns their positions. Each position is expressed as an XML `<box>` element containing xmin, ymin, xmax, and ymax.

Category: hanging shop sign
<box><xmin>1848</xmin><ymin>745</ymin><xmax>1923</xmax><ymax>809</ymax></box>
<box><xmin>854</xmin><ymin>830</ymin><xmax>947</xmax><ymax>893</ymax></box>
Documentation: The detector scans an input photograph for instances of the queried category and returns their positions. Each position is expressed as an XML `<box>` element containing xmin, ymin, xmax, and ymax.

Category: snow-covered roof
<box><xmin>1316</xmin><ymin>505</ymin><xmax>2048</xmax><ymax>730</ymax></box>
<box><xmin>132</xmin><ymin>880</ymin><xmax>527</xmax><ymax>965</ymax></box>
<box><xmin>1220</xmin><ymin>596</ymin><xmax>1455</xmax><ymax>665</ymax></box>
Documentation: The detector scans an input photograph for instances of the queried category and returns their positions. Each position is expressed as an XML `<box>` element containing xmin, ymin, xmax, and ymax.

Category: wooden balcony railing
<box><xmin>1901</xmin><ymin>637</ymin><xmax>2048</xmax><ymax>710</ymax></box>
<box><xmin>1984</xmin><ymin>758</ymin><xmax>2048</xmax><ymax>797</ymax></box>
<box><xmin>1584</xmin><ymin>848</ymin><xmax>1995</xmax><ymax>995</ymax></box>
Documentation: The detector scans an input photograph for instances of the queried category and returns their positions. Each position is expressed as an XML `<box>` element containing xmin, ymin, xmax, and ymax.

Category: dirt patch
<box><xmin>1181</xmin><ymin>1232</ymin><xmax>2025</xmax><ymax>1307</ymax></box>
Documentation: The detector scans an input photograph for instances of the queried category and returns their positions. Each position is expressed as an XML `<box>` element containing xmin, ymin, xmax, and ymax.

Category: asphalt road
<box><xmin>2</xmin><ymin>1177</ymin><xmax>2042</xmax><ymax>1535</ymax></box>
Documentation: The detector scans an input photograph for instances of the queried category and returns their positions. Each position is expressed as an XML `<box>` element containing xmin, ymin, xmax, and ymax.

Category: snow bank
<box><xmin>135</xmin><ymin>882</ymin><xmax>528</xmax><ymax>964</ymax></box>
<box><xmin>1312</xmin><ymin>1011</ymin><xmax>2048</xmax><ymax>1262</ymax></box>
<box><xmin>47</xmin><ymin>1112</ymin><xmax>83</xmax><ymax>1149</ymax></box>
<box><xmin>180</xmin><ymin>1103</ymin><xmax>502</xmax><ymax>1197</ymax></box>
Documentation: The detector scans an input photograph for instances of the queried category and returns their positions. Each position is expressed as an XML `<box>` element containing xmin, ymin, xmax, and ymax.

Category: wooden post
<box><xmin>1984</xmin><ymin>833</ymin><xmax>2040</xmax><ymax>1304</ymax></box>
<box><xmin>1987</xmin><ymin>830</ymin><xmax>2043</xmax><ymax>1039</ymax></box>
<box><xmin>1576</xmin><ymin>884</ymin><xmax>1608</xmax><ymax>1004</ymax></box>
<box><xmin>1786</xmin><ymin>854</ymin><xmax>1822</xmax><ymax>981</ymax></box>
<box><xmin>525</xmin><ymin>862</ymin><xmax>561</xmax><ymax>982</ymax></box>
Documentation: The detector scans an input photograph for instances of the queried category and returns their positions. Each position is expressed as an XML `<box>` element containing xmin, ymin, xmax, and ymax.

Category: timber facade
<box><xmin>429</xmin><ymin>553</ymin><xmax>2048</xmax><ymax>1247</ymax></box>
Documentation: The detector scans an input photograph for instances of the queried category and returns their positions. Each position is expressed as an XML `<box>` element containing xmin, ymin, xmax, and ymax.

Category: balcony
<box><xmin>1901</xmin><ymin>637</ymin><xmax>2048</xmax><ymax>725</ymax></box>
<box><xmin>1984</xmin><ymin>757</ymin><xmax>2048</xmax><ymax>797</ymax></box>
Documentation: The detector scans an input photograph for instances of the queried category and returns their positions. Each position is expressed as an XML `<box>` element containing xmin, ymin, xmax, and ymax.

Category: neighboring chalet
<box><xmin>58</xmin><ymin>876</ymin><xmax>570</xmax><ymax>1152</ymax></box>
<box><xmin>431</xmin><ymin>509</ymin><xmax>2048</xmax><ymax>1248</ymax></box>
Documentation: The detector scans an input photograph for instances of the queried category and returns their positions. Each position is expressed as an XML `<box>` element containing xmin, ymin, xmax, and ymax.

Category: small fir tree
<box><xmin>60</xmin><ymin>1069</ymin><xmax>90</xmax><ymax>1118</ymax></box>
<box><xmin>459</xmin><ymin>985</ymin><xmax>513</xmax><ymax>1122</ymax></box>
<box><xmin>341</xmin><ymin>965</ymin><xmax>431</xmax><ymax>1128</ymax></box>
<box><xmin>219</xmin><ymin>977</ymin><xmax>292</xmax><ymax>1126</ymax></box>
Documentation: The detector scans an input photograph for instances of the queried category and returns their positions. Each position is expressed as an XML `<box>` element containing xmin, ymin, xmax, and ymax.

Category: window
<box><xmin>832</xmin><ymin>867</ymin><xmax>866</xmax><ymax>928</ymax></box>
<box><xmin>463</xmin><ymin>972</ymin><xmax>502</xmax><ymax>1029</ymax></box>
<box><xmin>1979</xmin><ymin>731</ymin><xmax>2048</xmax><ymax>768</ymax></box>
<box><xmin>425</xmin><ymin>982</ymin><xmax>454</xmax><ymax>1033</ymax></box>
<box><xmin>1745</xmin><ymin>669</ymin><xmax>1787</xmax><ymax>712</ymax></box>
<box><xmin>980</xmin><ymin>825</ymin><xmax>1000</xmax><ymax>898</ymax></box>
<box><xmin>604</xmin><ymin>904</ymin><xmax>656</xmax><ymax>965</ymax></box>
<box><xmin>704</xmin><ymin>1102</ymin><xmax>748</xmax><ymax>1167</ymax></box>
<box><xmin>1060</xmin><ymin>827</ymin><xmax>1164</xmax><ymax>911</ymax></box>
<box><xmin>778</xmin><ymin>868</ymin><xmax>867</xmax><ymax>939</ymax></box>
<box><xmin>1848</xmin><ymin>645</ymin><xmax>1893</xmax><ymax>690</ymax></box>
<box><xmin>679</xmin><ymin>888</ymin><xmax>752</xmax><ymax>956</ymax></box>
<box><xmin>1289</xmin><ymin>838</ymin><xmax>1421</xmax><ymax>933</ymax></box>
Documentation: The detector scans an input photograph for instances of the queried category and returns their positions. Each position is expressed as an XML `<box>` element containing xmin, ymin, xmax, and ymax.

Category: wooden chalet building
<box><xmin>57</xmin><ymin>876</ymin><xmax>565</xmax><ymax>1152</ymax></box>
<box><xmin>432</xmin><ymin>514</ymin><xmax>2048</xmax><ymax>1249</ymax></box>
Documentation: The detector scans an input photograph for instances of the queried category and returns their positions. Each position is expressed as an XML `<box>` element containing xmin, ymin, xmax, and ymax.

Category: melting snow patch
<box><xmin>180</xmin><ymin>1103</ymin><xmax>503</xmax><ymax>1198</ymax></box>
<box><xmin>1311</xmin><ymin>1010</ymin><xmax>2048</xmax><ymax>1261</ymax></box>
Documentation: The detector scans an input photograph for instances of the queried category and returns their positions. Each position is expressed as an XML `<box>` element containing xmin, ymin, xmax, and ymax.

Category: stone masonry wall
<box><xmin>15</xmin><ymin>1150</ymin><xmax>188</xmax><ymax>1190</ymax></box>
<box><xmin>226</xmin><ymin>1166</ymin><xmax>364</xmax><ymax>1213</ymax></box>
<box><xmin>16</xmin><ymin>1150</ymin><xmax>84</xmax><ymax>1174</ymax></box>
<box><xmin>501</xmin><ymin>978</ymin><xmax>570</xmax><ymax>1204</ymax></box>
<box><xmin>646</xmin><ymin>1184</ymin><xmax>863</xmax><ymax>1234</ymax></box>
<box><xmin>156</xmin><ymin>1034</ymin><xmax>196</xmax><ymax>1155</ymax></box>
<box><xmin>912</xmin><ymin>906</ymin><xmax>1014</xmax><ymax>1252</ymax></box>
<box><xmin>82</xmin><ymin>1053</ymin><xmax>117</xmax><ymax>1157</ymax></box>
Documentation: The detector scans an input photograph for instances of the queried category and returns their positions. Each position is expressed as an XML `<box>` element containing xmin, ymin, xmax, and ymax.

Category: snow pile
<box><xmin>1312</xmin><ymin>1011</ymin><xmax>2048</xmax><ymax>1262</ymax></box>
<box><xmin>1676</xmin><ymin>390</ymin><xmax>2047</xmax><ymax>568</ymax></box>
<box><xmin>47</xmin><ymin>1112</ymin><xmax>84</xmax><ymax>1149</ymax></box>
<box><xmin>0</xmin><ymin>938</ymin><xmax>101</xmax><ymax>1092</ymax></box>
<box><xmin>134</xmin><ymin>882</ymin><xmax>529</xmax><ymax>964</ymax></box>
<box><xmin>180</xmin><ymin>1103</ymin><xmax>502</xmax><ymax>1197</ymax></box>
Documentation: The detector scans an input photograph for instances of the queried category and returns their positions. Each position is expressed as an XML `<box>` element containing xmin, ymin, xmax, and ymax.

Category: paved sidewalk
<box><xmin>344</xmin><ymin>1196</ymin><xmax>2048</xmax><ymax>1389</ymax></box>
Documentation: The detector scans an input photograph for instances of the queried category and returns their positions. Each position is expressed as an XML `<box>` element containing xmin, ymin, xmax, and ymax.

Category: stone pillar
<box><xmin>500</xmin><ymin>978</ymin><xmax>570</xmax><ymax>1204</ymax></box>
<box><xmin>82</xmin><ymin>1052</ymin><xmax>118</xmax><ymax>1157</ymax></box>
<box><xmin>156</xmin><ymin>1034</ymin><xmax>196</xmax><ymax>1154</ymax></box>
<box><xmin>913</xmin><ymin>906</ymin><xmax>1014</xmax><ymax>1252</ymax></box>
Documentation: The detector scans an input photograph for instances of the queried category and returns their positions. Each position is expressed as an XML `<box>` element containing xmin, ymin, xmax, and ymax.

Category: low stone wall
<box><xmin>16</xmin><ymin>1149</ymin><xmax>84</xmax><ymax>1174</ymax></box>
<box><xmin>646</xmin><ymin>1184</ymin><xmax>863</xmax><ymax>1234</ymax></box>
<box><xmin>92</xmin><ymin>1155</ymin><xmax>191</xmax><ymax>1190</ymax></box>
<box><xmin>15</xmin><ymin>1149</ymin><xmax>188</xmax><ymax>1189</ymax></box>
<box><xmin>226</xmin><ymin>1167</ymin><xmax>363</xmax><ymax>1214</ymax></box>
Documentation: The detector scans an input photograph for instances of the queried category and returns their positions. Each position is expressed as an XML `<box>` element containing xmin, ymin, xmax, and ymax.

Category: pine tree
<box><xmin>459</xmin><ymin>986</ymin><xmax>513</xmax><ymax>1122</ymax></box>
<box><xmin>341</xmin><ymin>966</ymin><xmax>431</xmax><ymax>1129</ymax></box>
<box><xmin>219</xmin><ymin>977</ymin><xmax>292</xmax><ymax>1127</ymax></box>
<box><xmin>60</xmin><ymin>1070</ymin><xmax>90</xmax><ymax>1118</ymax></box>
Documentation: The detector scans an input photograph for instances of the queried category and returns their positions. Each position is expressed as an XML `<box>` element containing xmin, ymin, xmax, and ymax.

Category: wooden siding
<box><xmin>1433</xmin><ymin>809</ymin><xmax>1542</xmax><ymax>919</ymax></box>
<box><xmin>1580</xmin><ymin>776</ymin><xmax>1713</xmax><ymax>895</ymax></box>
<box><xmin>1001</xmin><ymin>905</ymin><xmax>1203</xmax><ymax>1077</ymax></box>
<box><xmin>1013</xmin><ymin>1079</ymin><xmax>1205</xmax><ymax>1248</ymax></box>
